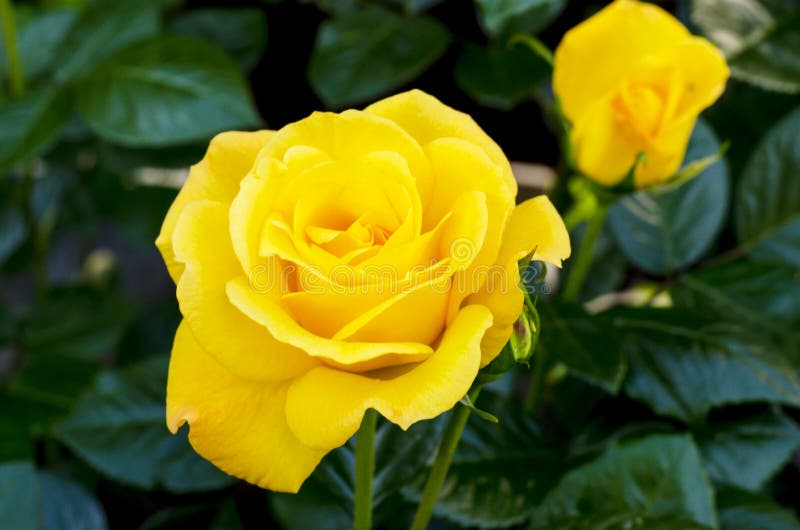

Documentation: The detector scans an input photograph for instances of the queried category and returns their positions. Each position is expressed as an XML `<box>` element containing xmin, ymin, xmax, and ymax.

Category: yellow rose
<box><xmin>156</xmin><ymin>90</ymin><xmax>569</xmax><ymax>492</ymax></box>
<box><xmin>553</xmin><ymin>0</ymin><xmax>729</xmax><ymax>187</ymax></box>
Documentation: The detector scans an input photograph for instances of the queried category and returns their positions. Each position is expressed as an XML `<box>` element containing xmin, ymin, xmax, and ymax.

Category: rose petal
<box><xmin>167</xmin><ymin>321</ymin><xmax>325</xmax><ymax>493</ymax></box>
<box><xmin>471</xmin><ymin>195</ymin><xmax>570</xmax><ymax>365</ymax></box>
<box><xmin>261</xmin><ymin>109</ymin><xmax>433</xmax><ymax>206</ymax></box>
<box><xmin>226</xmin><ymin>276</ymin><xmax>434</xmax><ymax>371</ymax></box>
<box><xmin>366</xmin><ymin>89</ymin><xmax>516</xmax><ymax>201</ymax></box>
<box><xmin>156</xmin><ymin>130</ymin><xmax>273</xmax><ymax>283</ymax></box>
<box><xmin>284</xmin><ymin>304</ymin><xmax>493</xmax><ymax>450</ymax></box>
<box><xmin>172</xmin><ymin>200</ymin><xmax>317</xmax><ymax>381</ymax></box>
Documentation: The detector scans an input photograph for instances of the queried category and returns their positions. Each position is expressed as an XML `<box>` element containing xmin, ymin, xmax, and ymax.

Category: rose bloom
<box><xmin>553</xmin><ymin>0</ymin><xmax>729</xmax><ymax>188</ymax></box>
<box><xmin>156</xmin><ymin>90</ymin><xmax>570</xmax><ymax>492</ymax></box>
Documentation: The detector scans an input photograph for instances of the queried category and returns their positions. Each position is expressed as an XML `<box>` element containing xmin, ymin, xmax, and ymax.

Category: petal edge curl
<box><xmin>156</xmin><ymin>130</ymin><xmax>274</xmax><ymax>283</ymax></box>
<box><xmin>284</xmin><ymin>304</ymin><xmax>493</xmax><ymax>450</ymax></box>
<box><xmin>167</xmin><ymin>321</ymin><xmax>325</xmax><ymax>493</ymax></box>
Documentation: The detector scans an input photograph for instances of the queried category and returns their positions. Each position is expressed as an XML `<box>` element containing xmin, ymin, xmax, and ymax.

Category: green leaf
<box><xmin>718</xmin><ymin>489</ymin><xmax>800</xmax><ymax>530</ymax></box>
<box><xmin>384</xmin><ymin>0</ymin><xmax>445</xmax><ymax>13</ymax></box>
<box><xmin>170</xmin><ymin>8</ymin><xmax>267</xmax><ymax>71</ymax></box>
<box><xmin>308</xmin><ymin>7</ymin><xmax>450</xmax><ymax>108</ymax></box>
<box><xmin>4</xmin><ymin>355</ymin><xmax>101</xmax><ymax>431</ymax></box>
<box><xmin>0</xmin><ymin>207</ymin><xmax>27</xmax><ymax>265</ymax></box>
<box><xmin>568</xmin><ymin>420</ymin><xmax>676</xmax><ymax>462</ymax></box>
<box><xmin>55</xmin><ymin>2</ymin><xmax>160</xmax><ymax>82</ymax></box>
<box><xmin>76</xmin><ymin>36</ymin><xmax>260</xmax><ymax>147</ymax></box>
<box><xmin>475</xmin><ymin>0</ymin><xmax>564</xmax><ymax>39</ymax></box>
<box><xmin>0</xmin><ymin>398</ymin><xmax>33</xmax><ymax>462</ymax></box>
<box><xmin>704</xmin><ymin>81</ymin><xmax>798</xmax><ymax>176</ymax></box>
<box><xmin>0</xmin><ymin>7</ymin><xmax>77</xmax><ymax>82</ymax></box>
<box><xmin>373</xmin><ymin>418</ymin><xmax>442</xmax><ymax>514</ymax></box>
<box><xmin>407</xmin><ymin>394</ymin><xmax>562</xmax><ymax>528</ymax></box>
<box><xmin>751</xmin><ymin>217</ymin><xmax>800</xmax><ymax>267</ymax></box>
<box><xmin>0</xmin><ymin>461</ymin><xmax>40</xmax><ymax>529</ymax></box>
<box><xmin>0</xmin><ymin>357</ymin><xmax>108</xmax><ymax>458</ymax></box>
<box><xmin>618</xmin><ymin>308</ymin><xmax>800</xmax><ymax>422</ymax></box>
<box><xmin>692</xmin><ymin>0</ymin><xmax>800</xmax><ymax>93</ymax></box>
<box><xmin>608</xmin><ymin>120</ymin><xmax>730</xmax><ymax>275</ymax></box>
<box><xmin>41</xmin><ymin>472</ymin><xmax>108</xmax><ymax>530</ymax></box>
<box><xmin>671</xmin><ymin>258</ymin><xmax>800</xmax><ymax>348</ymax></box>
<box><xmin>271</xmin><ymin>479</ymin><xmax>352</xmax><ymax>530</ymax></box>
<box><xmin>299</xmin><ymin>0</ymin><xmax>360</xmax><ymax>15</ymax></box>
<box><xmin>538</xmin><ymin>303</ymin><xmax>626</xmax><ymax>393</ymax></box>
<box><xmin>0</xmin><ymin>355</ymin><xmax>98</xmax><ymax>462</ymax></box>
<box><xmin>550</xmin><ymin>377</ymin><xmax>615</xmax><ymax>439</ymax></box>
<box><xmin>531</xmin><ymin>434</ymin><xmax>717</xmax><ymax>529</ymax></box>
<box><xmin>736</xmin><ymin>104</ymin><xmax>800</xmax><ymax>267</ymax></box>
<box><xmin>0</xmin><ymin>462</ymin><xmax>107</xmax><ymax>530</ymax></box>
<box><xmin>0</xmin><ymin>87</ymin><xmax>72</xmax><ymax>169</ymax></box>
<box><xmin>21</xmin><ymin>287</ymin><xmax>132</xmax><ymax>360</ymax></box>
<box><xmin>455</xmin><ymin>42</ymin><xmax>549</xmax><ymax>110</ymax></box>
<box><xmin>696</xmin><ymin>408</ymin><xmax>800</xmax><ymax>491</ymax></box>
<box><xmin>539</xmin><ymin>515</ymin><xmax>713</xmax><ymax>529</ymax></box>
<box><xmin>54</xmin><ymin>357</ymin><xmax>234</xmax><ymax>492</ymax></box>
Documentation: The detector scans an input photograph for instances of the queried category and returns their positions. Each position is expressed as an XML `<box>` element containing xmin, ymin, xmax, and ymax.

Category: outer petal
<box><xmin>260</xmin><ymin>109</ymin><xmax>433</xmax><ymax>207</ymax></box>
<box><xmin>423</xmin><ymin>137</ymin><xmax>513</xmax><ymax>226</ymax></box>
<box><xmin>570</xmin><ymin>98</ymin><xmax>644</xmax><ymax>186</ymax></box>
<box><xmin>156</xmin><ymin>130</ymin><xmax>273</xmax><ymax>283</ymax></box>
<box><xmin>284</xmin><ymin>305</ymin><xmax>494</xmax><ymax>450</ymax></box>
<box><xmin>479</xmin><ymin>324</ymin><xmax>515</xmax><ymax>365</ymax></box>
<box><xmin>669</xmin><ymin>37</ymin><xmax>730</xmax><ymax>120</ymax></box>
<box><xmin>366</xmin><ymin>89</ymin><xmax>516</xmax><ymax>200</ymax></box>
<box><xmin>634</xmin><ymin>117</ymin><xmax>696</xmax><ymax>187</ymax></box>
<box><xmin>227</xmin><ymin>276</ymin><xmax>434</xmax><ymax>372</ymax></box>
<box><xmin>471</xmin><ymin>196</ymin><xmax>570</xmax><ymax>365</ymax></box>
<box><xmin>173</xmin><ymin>200</ymin><xmax>318</xmax><ymax>381</ymax></box>
<box><xmin>422</xmin><ymin>138</ymin><xmax>516</xmax><ymax>322</ymax></box>
<box><xmin>167</xmin><ymin>322</ymin><xmax>325</xmax><ymax>493</ymax></box>
<box><xmin>498</xmin><ymin>196</ymin><xmax>571</xmax><ymax>267</ymax></box>
<box><xmin>553</xmin><ymin>0</ymin><xmax>689</xmax><ymax>123</ymax></box>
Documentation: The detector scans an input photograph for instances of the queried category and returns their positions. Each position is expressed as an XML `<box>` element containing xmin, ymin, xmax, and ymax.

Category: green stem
<box><xmin>410</xmin><ymin>387</ymin><xmax>481</xmax><ymax>530</ymax></box>
<box><xmin>561</xmin><ymin>202</ymin><xmax>609</xmax><ymax>302</ymax></box>
<box><xmin>524</xmin><ymin>344</ymin><xmax>549</xmax><ymax>412</ymax></box>
<box><xmin>354</xmin><ymin>409</ymin><xmax>377</xmax><ymax>530</ymax></box>
<box><xmin>0</xmin><ymin>0</ymin><xmax>24</xmax><ymax>98</ymax></box>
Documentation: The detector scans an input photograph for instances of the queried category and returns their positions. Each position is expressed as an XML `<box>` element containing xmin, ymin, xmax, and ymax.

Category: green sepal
<box><xmin>459</xmin><ymin>394</ymin><xmax>499</xmax><ymax>424</ymax></box>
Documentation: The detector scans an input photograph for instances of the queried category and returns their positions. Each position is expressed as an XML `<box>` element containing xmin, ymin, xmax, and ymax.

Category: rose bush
<box><xmin>155</xmin><ymin>89</ymin><xmax>570</xmax><ymax>492</ymax></box>
<box><xmin>553</xmin><ymin>0</ymin><xmax>729</xmax><ymax>187</ymax></box>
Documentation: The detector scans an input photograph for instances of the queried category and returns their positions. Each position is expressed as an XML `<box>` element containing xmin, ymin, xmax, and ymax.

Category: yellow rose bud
<box><xmin>553</xmin><ymin>0</ymin><xmax>729</xmax><ymax>188</ymax></box>
<box><xmin>155</xmin><ymin>90</ymin><xmax>570</xmax><ymax>492</ymax></box>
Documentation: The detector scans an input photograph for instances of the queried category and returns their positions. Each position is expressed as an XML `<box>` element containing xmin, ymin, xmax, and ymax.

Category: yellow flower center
<box><xmin>613</xmin><ymin>81</ymin><xmax>667</xmax><ymax>139</ymax></box>
<box><xmin>305</xmin><ymin>215</ymin><xmax>391</xmax><ymax>262</ymax></box>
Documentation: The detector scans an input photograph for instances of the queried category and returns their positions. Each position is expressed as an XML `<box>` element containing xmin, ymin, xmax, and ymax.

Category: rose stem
<box><xmin>354</xmin><ymin>408</ymin><xmax>377</xmax><ymax>530</ymax></box>
<box><xmin>561</xmin><ymin>201</ymin><xmax>609</xmax><ymax>302</ymax></box>
<box><xmin>0</xmin><ymin>0</ymin><xmax>24</xmax><ymax>98</ymax></box>
<box><xmin>410</xmin><ymin>386</ymin><xmax>481</xmax><ymax>530</ymax></box>
<box><xmin>524</xmin><ymin>344</ymin><xmax>550</xmax><ymax>412</ymax></box>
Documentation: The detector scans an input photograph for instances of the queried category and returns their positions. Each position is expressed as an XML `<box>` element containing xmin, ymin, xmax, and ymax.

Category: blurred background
<box><xmin>1</xmin><ymin>0</ymin><xmax>799</xmax><ymax>529</ymax></box>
